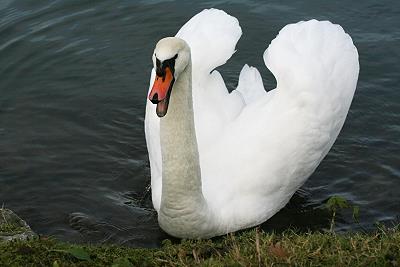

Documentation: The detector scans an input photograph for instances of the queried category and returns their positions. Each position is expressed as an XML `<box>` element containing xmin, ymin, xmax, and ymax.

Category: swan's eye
<box><xmin>174</xmin><ymin>54</ymin><xmax>178</xmax><ymax>59</ymax></box>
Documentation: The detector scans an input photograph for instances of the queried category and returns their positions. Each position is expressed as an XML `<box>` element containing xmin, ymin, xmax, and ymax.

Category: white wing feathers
<box><xmin>265</xmin><ymin>20</ymin><xmax>358</xmax><ymax>98</ymax></box>
<box><xmin>176</xmin><ymin>9</ymin><xmax>242</xmax><ymax>73</ymax></box>
<box><xmin>201</xmin><ymin>18</ymin><xmax>358</xmax><ymax>224</ymax></box>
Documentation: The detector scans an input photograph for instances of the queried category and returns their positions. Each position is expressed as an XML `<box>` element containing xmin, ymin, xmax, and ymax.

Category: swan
<box><xmin>144</xmin><ymin>9</ymin><xmax>359</xmax><ymax>238</ymax></box>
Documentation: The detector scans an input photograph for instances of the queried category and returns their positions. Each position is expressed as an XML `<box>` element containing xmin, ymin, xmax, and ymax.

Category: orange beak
<box><xmin>148</xmin><ymin>67</ymin><xmax>174</xmax><ymax>117</ymax></box>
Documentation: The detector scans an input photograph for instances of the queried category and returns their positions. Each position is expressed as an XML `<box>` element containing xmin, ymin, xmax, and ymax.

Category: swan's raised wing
<box><xmin>201</xmin><ymin>20</ymin><xmax>359</xmax><ymax>227</ymax></box>
<box><xmin>177</xmin><ymin>9</ymin><xmax>250</xmax><ymax>152</ymax></box>
<box><xmin>176</xmin><ymin>8</ymin><xmax>241</xmax><ymax>73</ymax></box>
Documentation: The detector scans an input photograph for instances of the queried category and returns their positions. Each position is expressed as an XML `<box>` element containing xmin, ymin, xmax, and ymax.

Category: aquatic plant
<box><xmin>325</xmin><ymin>195</ymin><xmax>360</xmax><ymax>232</ymax></box>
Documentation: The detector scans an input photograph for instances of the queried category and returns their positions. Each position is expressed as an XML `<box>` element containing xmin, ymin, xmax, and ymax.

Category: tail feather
<box><xmin>235</xmin><ymin>64</ymin><xmax>266</xmax><ymax>104</ymax></box>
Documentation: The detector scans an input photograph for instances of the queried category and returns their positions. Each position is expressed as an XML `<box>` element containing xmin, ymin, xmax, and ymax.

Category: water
<box><xmin>0</xmin><ymin>0</ymin><xmax>399</xmax><ymax>247</ymax></box>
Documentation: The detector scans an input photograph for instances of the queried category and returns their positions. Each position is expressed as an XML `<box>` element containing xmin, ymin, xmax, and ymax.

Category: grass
<box><xmin>0</xmin><ymin>208</ymin><xmax>28</xmax><ymax>235</ymax></box>
<box><xmin>0</xmin><ymin>223</ymin><xmax>24</xmax><ymax>235</ymax></box>
<box><xmin>0</xmin><ymin>226</ymin><xmax>399</xmax><ymax>266</ymax></box>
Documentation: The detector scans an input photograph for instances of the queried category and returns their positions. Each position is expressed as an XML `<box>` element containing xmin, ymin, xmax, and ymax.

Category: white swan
<box><xmin>145</xmin><ymin>9</ymin><xmax>359</xmax><ymax>238</ymax></box>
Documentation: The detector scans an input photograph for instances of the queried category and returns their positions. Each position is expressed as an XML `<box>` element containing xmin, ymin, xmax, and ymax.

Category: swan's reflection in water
<box><xmin>261</xmin><ymin>189</ymin><xmax>332</xmax><ymax>233</ymax></box>
<box><xmin>68</xmin><ymin>188</ymin><xmax>340</xmax><ymax>247</ymax></box>
<box><xmin>68</xmin><ymin>190</ymin><xmax>167</xmax><ymax>247</ymax></box>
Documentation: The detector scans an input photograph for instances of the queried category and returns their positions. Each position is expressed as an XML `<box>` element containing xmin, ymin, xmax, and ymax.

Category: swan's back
<box><xmin>145</xmin><ymin>9</ymin><xmax>359</xmax><ymax>231</ymax></box>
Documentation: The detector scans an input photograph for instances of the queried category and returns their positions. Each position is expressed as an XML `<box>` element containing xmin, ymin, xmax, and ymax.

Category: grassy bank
<box><xmin>1</xmin><ymin>227</ymin><xmax>399</xmax><ymax>266</ymax></box>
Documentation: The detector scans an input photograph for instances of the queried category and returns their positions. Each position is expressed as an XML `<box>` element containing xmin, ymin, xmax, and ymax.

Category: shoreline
<box><xmin>1</xmin><ymin>228</ymin><xmax>399</xmax><ymax>266</ymax></box>
<box><xmin>1</xmin><ymin>208</ymin><xmax>399</xmax><ymax>266</ymax></box>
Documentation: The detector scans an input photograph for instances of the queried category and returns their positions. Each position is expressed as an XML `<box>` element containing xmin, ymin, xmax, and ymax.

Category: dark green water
<box><xmin>0</xmin><ymin>0</ymin><xmax>399</xmax><ymax>247</ymax></box>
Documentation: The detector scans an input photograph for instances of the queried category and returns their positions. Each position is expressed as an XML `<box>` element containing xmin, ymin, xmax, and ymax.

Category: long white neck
<box><xmin>158</xmin><ymin>61</ymin><xmax>216</xmax><ymax>238</ymax></box>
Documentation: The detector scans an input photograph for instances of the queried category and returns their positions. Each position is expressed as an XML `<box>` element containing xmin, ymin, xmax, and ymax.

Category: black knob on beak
<box><xmin>150</xmin><ymin>93</ymin><xmax>160</xmax><ymax>104</ymax></box>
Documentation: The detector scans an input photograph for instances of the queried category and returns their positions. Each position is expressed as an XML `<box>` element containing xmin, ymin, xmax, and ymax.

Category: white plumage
<box><xmin>145</xmin><ymin>9</ymin><xmax>359</xmax><ymax>238</ymax></box>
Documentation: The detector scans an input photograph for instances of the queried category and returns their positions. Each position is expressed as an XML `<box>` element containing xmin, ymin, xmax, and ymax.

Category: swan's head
<box><xmin>148</xmin><ymin>37</ymin><xmax>190</xmax><ymax>117</ymax></box>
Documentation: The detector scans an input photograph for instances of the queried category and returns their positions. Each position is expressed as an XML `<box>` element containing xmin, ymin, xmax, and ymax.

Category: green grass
<box><xmin>0</xmin><ymin>223</ymin><xmax>23</xmax><ymax>235</ymax></box>
<box><xmin>0</xmin><ymin>208</ymin><xmax>28</xmax><ymax>235</ymax></box>
<box><xmin>0</xmin><ymin>227</ymin><xmax>399</xmax><ymax>267</ymax></box>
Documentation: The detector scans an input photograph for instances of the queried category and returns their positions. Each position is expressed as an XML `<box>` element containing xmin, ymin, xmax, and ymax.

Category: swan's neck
<box><xmin>158</xmin><ymin>61</ymin><xmax>214</xmax><ymax>237</ymax></box>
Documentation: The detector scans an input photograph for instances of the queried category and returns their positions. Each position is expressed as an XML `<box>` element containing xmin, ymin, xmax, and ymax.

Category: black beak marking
<box><xmin>151</xmin><ymin>93</ymin><xmax>159</xmax><ymax>104</ymax></box>
<box><xmin>155</xmin><ymin>54</ymin><xmax>178</xmax><ymax>78</ymax></box>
